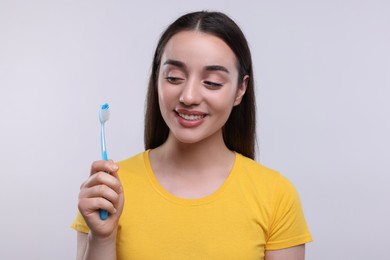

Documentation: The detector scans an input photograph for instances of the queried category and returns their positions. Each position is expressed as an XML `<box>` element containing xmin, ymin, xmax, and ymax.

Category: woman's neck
<box><xmin>148</xmin><ymin>131</ymin><xmax>236</xmax><ymax>199</ymax></box>
<box><xmin>156</xmin><ymin>131</ymin><xmax>233</xmax><ymax>170</ymax></box>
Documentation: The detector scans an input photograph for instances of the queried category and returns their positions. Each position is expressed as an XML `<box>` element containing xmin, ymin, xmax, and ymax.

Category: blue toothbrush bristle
<box><xmin>99</xmin><ymin>103</ymin><xmax>110</xmax><ymax>123</ymax></box>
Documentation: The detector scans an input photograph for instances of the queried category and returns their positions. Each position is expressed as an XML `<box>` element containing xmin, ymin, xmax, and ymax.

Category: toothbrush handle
<box><xmin>101</xmin><ymin>124</ymin><xmax>108</xmax><ymax>161</ymax></box>
<box><xmin>100</xmin><ymin>124</ymin><xmax>109</xmax><ymax>220</ymax></box>
<box><xmin>100</xmin><ymin>209</ymin><xmax>109</xmax><ymax>220</ymax></box>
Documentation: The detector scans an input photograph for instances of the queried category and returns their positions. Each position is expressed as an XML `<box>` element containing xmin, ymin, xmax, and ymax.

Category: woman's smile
<box><xmin>175</xmin><ymin>109</ymin><xmax>207</xmax><ymax>128</ymax></box>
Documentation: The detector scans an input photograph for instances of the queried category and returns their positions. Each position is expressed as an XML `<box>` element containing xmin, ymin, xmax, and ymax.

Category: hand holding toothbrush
<box><xmin>78</xmin><ymin>159</ymin><xmax>124</xmax><ymax>238</ymax></box>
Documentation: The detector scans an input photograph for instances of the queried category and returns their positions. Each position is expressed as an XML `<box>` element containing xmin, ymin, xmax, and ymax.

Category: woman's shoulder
<box><xmin>236</xmin><ymin>153</ymin><xmax>280</xmax><ymax>178</ymax></box>
<box><xmin>235</xmin><ymin>153</ymin><xmax>294</xmax><ymax>190</ymax></box>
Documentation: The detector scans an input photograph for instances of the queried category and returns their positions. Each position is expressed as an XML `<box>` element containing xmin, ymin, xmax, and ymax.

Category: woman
<box><xmin>72</xmin><ymin>11</ymin><xmax>312</xmax><ymax>260</ymax></box>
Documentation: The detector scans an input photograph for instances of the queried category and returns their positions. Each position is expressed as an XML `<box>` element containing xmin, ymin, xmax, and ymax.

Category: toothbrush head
<box><xmin>99</xmin><ymin>103</ymin><xmax>110</xmax><ymax>124</ymax></box>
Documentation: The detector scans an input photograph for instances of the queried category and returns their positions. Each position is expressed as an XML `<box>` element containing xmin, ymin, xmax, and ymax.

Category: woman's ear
<box><xmin>234</xmin><ymin>75</ymin><xmax>249</xmax><ymax>106</ymax></box>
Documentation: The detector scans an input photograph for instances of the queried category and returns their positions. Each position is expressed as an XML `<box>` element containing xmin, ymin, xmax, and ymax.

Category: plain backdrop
<box><xmin>1</xmin><ymin>0</ymin><xmax>389</xmax><ymax>259</ymax></box>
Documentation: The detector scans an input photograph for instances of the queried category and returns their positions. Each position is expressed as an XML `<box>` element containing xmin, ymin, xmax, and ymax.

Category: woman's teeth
<box><xmin>178</xmin><ymin>113</ymin><xmax>205</xmax><ymax>120</ymax></box>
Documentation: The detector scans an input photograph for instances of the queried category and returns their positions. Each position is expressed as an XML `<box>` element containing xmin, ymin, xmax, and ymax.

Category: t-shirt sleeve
<box><xmin>70</xmin><ymin>211</ymin><xmax>90</xmax><ymax>234</ymax></box>
<box><xmin>265</xmin><ymin>174</ymin><xmax>312</xmax><ymax>250</ymax></box>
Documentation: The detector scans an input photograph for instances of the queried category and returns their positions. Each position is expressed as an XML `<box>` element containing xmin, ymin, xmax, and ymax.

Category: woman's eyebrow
<box><xmin>205</xmin><ymin>65</ymin><xmax>229</xmax><ymax>74</ymax></box>
<box><xmin>163</xmin><ymin>59</ymin><xmax>229</xmax><ymax>74</ymax></box>
<box><xmin>163</xmin><ymin>59</ymin><xmax>186</xmax><ymax>68</ymax></box>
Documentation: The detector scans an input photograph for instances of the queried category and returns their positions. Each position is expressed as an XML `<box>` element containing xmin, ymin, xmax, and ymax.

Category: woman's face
<box><xmin>157</xmin><ymin>31</ymin><xmax>247</xmax><ymax>145</ymax></box>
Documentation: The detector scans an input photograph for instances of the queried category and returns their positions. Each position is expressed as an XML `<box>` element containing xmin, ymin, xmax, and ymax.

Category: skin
<box><xmin>76</xmin><ymin>31</ymin><xmax>306</xmax><ymax>260</ymax></box>
<box><xmin>265</xmin><ymin>245</ymin><xmax>306</xmax><ymax>260</ymax></box>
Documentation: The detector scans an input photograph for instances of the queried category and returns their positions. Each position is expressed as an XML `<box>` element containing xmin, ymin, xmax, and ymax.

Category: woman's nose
<box><xmin>179</xmin><ymin>79</ymin><xmax>202</xmax><ymax>105</ymax></box>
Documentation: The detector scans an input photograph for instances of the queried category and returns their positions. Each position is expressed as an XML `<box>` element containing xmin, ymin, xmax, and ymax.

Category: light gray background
<box><xmin>1</xmin><ymin>0</ymin><xmax>389</xmax><ymax>259</ymax></box>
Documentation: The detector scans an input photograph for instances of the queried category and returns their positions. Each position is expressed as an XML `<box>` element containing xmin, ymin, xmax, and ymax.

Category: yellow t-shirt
<box><xmin>72</xmin><ymin>151</ymin><xmax>312</xmax><ymax>259</ymax></box>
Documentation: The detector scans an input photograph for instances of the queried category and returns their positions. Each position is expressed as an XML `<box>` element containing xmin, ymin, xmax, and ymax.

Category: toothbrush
<box><xmin>98</xmin><ymin>103</ymin><xmax>110</xmax><ymax>220</ymax></box>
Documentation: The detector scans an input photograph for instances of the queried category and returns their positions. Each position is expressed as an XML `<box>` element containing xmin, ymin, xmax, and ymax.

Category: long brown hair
<box><xmin>144</xmin><ymin>11</ymin><xmax>256</xmax><ymax>159</ymax></box>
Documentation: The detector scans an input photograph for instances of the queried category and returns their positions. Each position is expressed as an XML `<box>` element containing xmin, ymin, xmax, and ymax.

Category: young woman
<box><xmin>72</xmin><ymin>11</ymin><xmax>312</xmax><ymax>260</ymax></box>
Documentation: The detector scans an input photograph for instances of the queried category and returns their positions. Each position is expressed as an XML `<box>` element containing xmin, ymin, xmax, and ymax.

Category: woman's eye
<box><xmin>166</xmin><ymin>76</ymin><xmax>183</xmax><ymax>84</ymax></box>
<box><xmin>204</xmin><ymin>81</ymin><xmax>223</xmax><ymax>88</ymax></box>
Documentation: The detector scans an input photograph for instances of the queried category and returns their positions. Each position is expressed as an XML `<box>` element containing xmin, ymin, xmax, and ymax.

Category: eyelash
<box><xmin>203</xmin><ymin>81</ymin><xmax>223</xmax><ymax>88</ymax></box>
<box><xmin>165</xmin><ymin>76</ymin><xmax>183</xmax><ymax>84</ymax></box>
<box><xmin>165</xmin><ymin>77</ymin><xmax>223</xmax><ymax>89</ymax></box>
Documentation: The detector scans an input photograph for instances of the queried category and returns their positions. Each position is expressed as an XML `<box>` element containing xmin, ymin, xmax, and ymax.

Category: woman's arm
<box><xmin>76</xmin><ymin>231</ymin><xmax>117</xmax><ymax>260</ymax></box>
<box><xmin>76</xmin><ymin>232</ymin><xmax>88</xmax><ymax>260</ymax></box>
<box><xmin>76</xmin><ymin>160</ymin><xmax>124</xmax><ymax>260</ymax></box>
<box><xmin>265</xmin><ymin>244</ymin><xmax>305</xmax><ymax>260</ymax></box>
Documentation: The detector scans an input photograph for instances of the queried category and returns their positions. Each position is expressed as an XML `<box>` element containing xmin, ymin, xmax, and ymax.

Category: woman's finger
<box><xmin>79</xmin><ymin>184</ymin><xmax>121</xmax><ymax>208</ymax></box>
<box><xmin>82</xmin><ymin>171</ymin><xmax>122</xmax><ymax>195</ymax></box>
<box><xmin>78</xmin><ymin>196</ymin><xmax>117</xmax><ymax>216</ymax></box>
<box><xmin>90</xmin><ymin>160</ymin><xmax>119</xmax><ymax>175</ymax></box>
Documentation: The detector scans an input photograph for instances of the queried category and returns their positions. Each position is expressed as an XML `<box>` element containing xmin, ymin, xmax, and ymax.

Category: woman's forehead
<box><xmin>161</xmin><ymin>31</ymin><xmax>237</xmax><ymax>70</ymax></box>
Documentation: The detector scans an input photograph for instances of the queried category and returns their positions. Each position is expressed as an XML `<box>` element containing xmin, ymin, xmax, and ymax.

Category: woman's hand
<box><xmin>78</xmin><ymin>160</ymin><xmax>124</xmax><ymax>239</ymax></box>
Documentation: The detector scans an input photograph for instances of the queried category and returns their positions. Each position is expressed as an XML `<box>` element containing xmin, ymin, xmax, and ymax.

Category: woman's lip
<box><xmin>174</xmin><ymin>109</ymin><xmax>206</xmax><ymax>127</ymax></box>
<box><xmin>175</xmin><ymin>108</ymin><xmax>207</xmax><ymax>116</ymax></box>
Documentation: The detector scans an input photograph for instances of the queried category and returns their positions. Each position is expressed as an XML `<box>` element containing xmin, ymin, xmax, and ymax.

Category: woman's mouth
<box><xmin>175</xmin><ymin>109</ymin><xmax>207</xmax><ymax>127</ymax></box>
<box><xmin>177</xmin><ymin>113</ymin><xmax>205</xmax><ymax>121</ymax></box>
